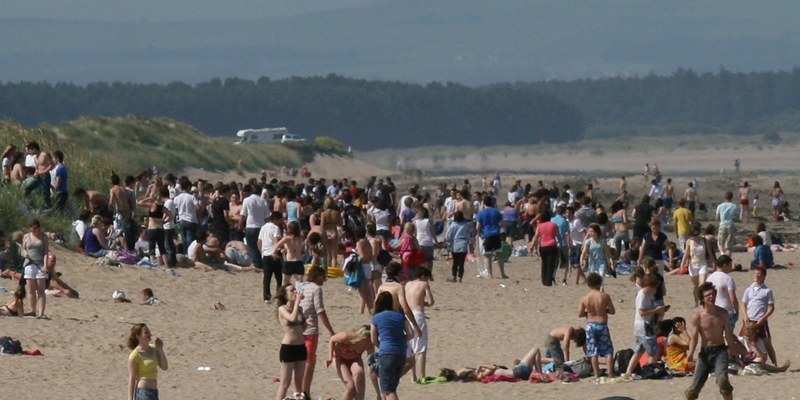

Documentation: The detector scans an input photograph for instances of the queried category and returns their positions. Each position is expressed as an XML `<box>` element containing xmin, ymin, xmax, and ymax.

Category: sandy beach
<box><xmin>2</xmin><ymin>156</ymin><xmax>799</xmax><ymax>400</ymax></box>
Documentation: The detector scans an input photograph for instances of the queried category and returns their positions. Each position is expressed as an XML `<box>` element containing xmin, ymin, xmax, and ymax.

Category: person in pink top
<box><xmin>529</xmin><ymin>210</ymin><xmax>561</xmax><ymax>286</ymax></box>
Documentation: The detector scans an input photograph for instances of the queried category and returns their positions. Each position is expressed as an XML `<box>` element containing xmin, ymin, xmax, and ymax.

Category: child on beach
<box><xmin>622</xmin><ymin>274</ymin><xmax>669</xmax><ymax>379</ymax></box>
<box><xmin>542</xmin><ymin>326</ymin><xmax>586</xmax><ymax>365</ymax></box>
<box><xmin>324</xmin><ymin>325</ymin><xmax>378</xmax><ymax>400</ymax></box>
<box><xmin>664</xmin><ymin>317</ymin><xmax>695</xmax><ymax>373</ymax></box>
<box><xmin>750</xmin><ymin>235</ymin><xmax>774</xmax><ymax>269</ymax></box>
<box><xmin>140</xmin><ymin>288</ymin><xmax>160</xmax><ymax>305</ymax></box>
<box><xmin>578</xmin><ymin>272</ymin><xmax>616</xmax><ymax>381</ymax></box>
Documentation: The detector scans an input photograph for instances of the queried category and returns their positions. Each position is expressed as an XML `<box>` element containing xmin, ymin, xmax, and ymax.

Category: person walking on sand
<box><xmin>405</xmin><ymin>267</ymin><xmax>435</xmax><ymax>382</ymax></box>
<box><xmin>684</xmin><ymin>282</ymin><xmax>747</xmax><ymax>400</ymax></box>
<box><xmin>127</xmin><ymin>323</ymin><xmax>168</xmax><ymax>400</ymax></box>
<box><xmin>530</xmin><ymin>210</ymin><xmax>561</xmax><ymax>286</ymax></box>
<box><xmin>738</xmin><ymin>182</ymin><xmax>750</xmax><ymax>222</ymax></box>
<box><xmin>683</xmin><ymin>182</ymin><xmax>699</xmax><ymax>218</ymax></box>
<box><xmin>578</xmin><ymin>272</ymin><xmax>616</xmax><ymax>382</ymax></box>
<box><xmin>240</xmin><ymin>184</ymin><xmax>268</xmax><ymax>273</ymax></box>
<box><xmin>715</xmin><ymin>191</ymin><xmax>738</xmax><ymax>257</ymax></box>
<box><xmin>371</xmin><ymin>292</ymin><xmax>415</xmax><ymax>400</ymax></box>
<box><xmin>22</xmin><ymin>219</ymin><xmax>49</xmax><ymax>319</ymax></box>
<box><xmin>23</xmin><ymin>141</ymin><xmax>54</xmax><ymax>209</ymax></box>
<box><xmin>476</xmin><ymin>195</ymin><xmax>507</xmax><ymax>279</ymax></box>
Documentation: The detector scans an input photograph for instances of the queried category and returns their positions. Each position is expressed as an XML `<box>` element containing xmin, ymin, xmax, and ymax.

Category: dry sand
<box><xmin>2</xmin><ymin>155</ymin><xmax>800</xmax><ymax>400</ymax></box>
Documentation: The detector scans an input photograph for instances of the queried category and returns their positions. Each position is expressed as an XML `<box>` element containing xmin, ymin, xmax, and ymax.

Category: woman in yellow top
<box><xmin>664</xmin><ymin>317</ymin><xmax>694</xmax><ymax>373</ymax></box>
<box><xmin>127</xmin><ymin>323</ymin><xmax>168</xmax><ymax>400</ymax></box>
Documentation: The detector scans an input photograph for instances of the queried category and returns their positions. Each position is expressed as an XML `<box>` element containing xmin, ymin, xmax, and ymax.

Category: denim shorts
<box><xmin>377</xmin><ymin>352</ymin><xmax>406</xmax><ymax>394</ymax></box>
<box><xmin>633</xmin><ymin>335</ymin><xmax>658</xmax><ymax>356</ymax></box>
<box><xmin>136</xmin><ymin>387</ymin><xmax>159</xmax><ymax>400</ymax></box>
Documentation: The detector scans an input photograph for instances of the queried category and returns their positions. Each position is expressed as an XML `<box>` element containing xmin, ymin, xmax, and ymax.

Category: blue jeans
<box><xmin>24</xmin><ymin>174</ymin><xmax>52</xmax><ymax>208</ymax></box>
<box><xmin>135</xmin><ymin>387</ymin><xmax>159</xmax><ymax>400</ymax></box>
<box><xmin>377</xmin><ymin>352</ymin><xmax>405</xmax><ymax>394</ymax></box>
<box><xmin>179</xmin><ymin>221</ymin><xmax>197</xmax><ymax>254</ymax></box>
<box><xmin>245</xmin><ymin>227</ymin><xmax>263</xmax><ymax>269</ymax></box>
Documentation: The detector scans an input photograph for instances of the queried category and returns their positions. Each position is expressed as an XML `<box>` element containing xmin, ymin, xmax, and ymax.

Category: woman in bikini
<box><xmin>320</xmin><ymin>197</ymin><xmax>343</xmax><ymax>268</ymax></box>
<box><xmin>739</xmin><ymin>182</ymin><xmax>751</xmax><ymax>222</ymax></box>
<box><xmin>0</xmin><ymin>285</ymin><xmax>25</xmax><ymax>317</ymax></box>
<box><xmin>22</xmin><ymin>219</ymin><xmax>49</xmax><ymax>319</ymax></box>
<box><xmin>325</xmin><ymin>325</ymin><xmax>376</xmax><ymax>400</ymax></box>
<box><xmin>275</xmin><ymin>283</ymin><xmax>307</xmax><ymax>400</ymax></box>
<box><xmin>275</xmin><ymin>221</ymin><xmax>306</xmax><ymax>285</ymax></box>
<box><xmin>610</xmin><ymin>200</ymin><xmax>629</xmax><ymax>258</ymax></box>
<box><xmin>137</xmin><ymin>188</ymin><xmax>172</xmax><ymax>267</ymax></box>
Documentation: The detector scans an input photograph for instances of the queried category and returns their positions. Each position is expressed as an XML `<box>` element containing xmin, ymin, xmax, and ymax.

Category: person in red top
<box><xmin>529</xmin><ymin>210</ymin><xmax>561</xmax><ymax>286</ymax></box>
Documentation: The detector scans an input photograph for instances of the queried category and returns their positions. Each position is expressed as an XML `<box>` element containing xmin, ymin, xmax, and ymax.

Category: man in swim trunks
<box><xmin>405</xmin><ymin>267</ymin><xmax>435</xmax><ymax>382</ymax></box>
<box><xmin>578</xmin><ymin>273</ymin><xmax>616</xmax><ymax>381</ymax></box>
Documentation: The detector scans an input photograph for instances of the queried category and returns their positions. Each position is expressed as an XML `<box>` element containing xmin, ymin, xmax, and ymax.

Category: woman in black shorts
<box><xmin>276</xmin><ymin>283</ymin><xmax>307</xmax><ymax>400</ymax></box>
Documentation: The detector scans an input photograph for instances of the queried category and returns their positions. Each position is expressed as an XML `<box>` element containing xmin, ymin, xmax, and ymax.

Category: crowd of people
<box><xmin>0</xmin><ymin>140</ymin><xmax>793</xmax><ymax>400</ymax></box>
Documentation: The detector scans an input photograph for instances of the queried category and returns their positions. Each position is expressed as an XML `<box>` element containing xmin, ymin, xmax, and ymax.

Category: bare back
<box><xmin>405</xmin><ymin>280</ymin><xmax>433</xmax><ymax>311</ymax></box>
<box><xmin>377</xmin><ymin>282</ymin><xmax>404</xmax><ymax>312</ymax></box>
<box><xmin>579</xmin><ymin>289</ymin><xmax>615</xmax><ymax>323</ymax></box>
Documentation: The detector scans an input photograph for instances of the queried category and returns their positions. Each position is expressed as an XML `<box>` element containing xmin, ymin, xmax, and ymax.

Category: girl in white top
<box><xmin>413</xmin><ymin>208</ymin><xmax>438</xmax><ymax>274</ymax></box>
<box><xmin>680</xmin><ymin>222</ymin><xmax>716</xmax><ymax>306</ymax></box>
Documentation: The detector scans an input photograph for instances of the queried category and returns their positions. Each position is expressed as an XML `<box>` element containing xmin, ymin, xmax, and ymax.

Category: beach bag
<box><xmin>639</xmin><ymin>362</ymin><xmax>669</xmax><ymax>380</ymax></box>
<box><xmin>401</xmin><ymin>248</ymin><xmax>427</xmax><ymax>267</ymax></box>
<box><xmin>342</xmin><ymin>252</ymin><xmax>365</xmax><ymax>289</ymax></box>
<box><xmin>614</xmin><ymin>348</ymin><xmax>637</xmax><ymax>375</ymax></box>
<box><xmin>433</xmin><ymin>220</ymin><xmax>444</xmax><ymax>235</ymax></box>
<box><xmin>566</xmin><ymin>357</ymin><xmax>594</xmax><ymax>378</ymax></box>
<box><xmin>0</xmin><ymin>336</ymin><xmax>23</xmax><ymax>355</ymax></box>
<box><xmin>115</xmin><ymin>250</ymin><xmax>139</xmax><ymax>265</ymax></box>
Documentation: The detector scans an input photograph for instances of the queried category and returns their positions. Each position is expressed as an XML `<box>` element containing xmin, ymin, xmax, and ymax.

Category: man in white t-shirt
<box><xmin>173</xmin><ymin>179</ymin><xmax>199</xmax><ymax>254</ymax></box>
<box><xmin>706</xmin><ymin>254</ymin><xmax>738</xmax><ymax>331</ymax></box>
<box><xmin>240</xmin><ymin>184</ymin><xmax>268</xmax><ymax>272</ymax></box>
<box><xmin>257</xmin><ymin>211</ymin><xmax>283</xmax><ymax>303</ymax></box>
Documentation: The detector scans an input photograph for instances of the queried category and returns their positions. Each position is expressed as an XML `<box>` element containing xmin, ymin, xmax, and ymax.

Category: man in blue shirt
<box><xmin>51</xmin><ymin>150</ymin><xmax>69</xmax><ymax>213</ymax></box>
<box><xmin>476</xmin><ymin>196</ymin><xmax>507</xmax><ymax>279</ymax></box>
<box><xmin>551</xmin><ymin>205</ymin><xmax>572</xmax><ymax>285</ymax></box>
<box><xmin>715</xmin><ymin>191</ymin><xmax>739</xmax><ymax>257</ymax></box>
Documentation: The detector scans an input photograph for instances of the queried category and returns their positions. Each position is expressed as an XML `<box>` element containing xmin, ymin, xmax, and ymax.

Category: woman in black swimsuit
<box><xmin>137</xmin><ymin>187</ymin><xmax>172</xmax><ymax>266</ymax></box>
<box><xmin>0</xmin><ymin>285</ymin><xmax>25</xmax><ymax>317</ymax></box>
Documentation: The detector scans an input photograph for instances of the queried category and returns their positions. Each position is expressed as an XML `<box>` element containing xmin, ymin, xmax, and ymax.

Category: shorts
<box><xmin>717</xmin><ymin>225</ymin><xmax>734</xmax><ymax>250</ymax></box>
<box><xmin>135</xmin><ymin>387</ymin><xmax>159</xmax><ymax>400</ymax></box>
<box><xmin>279</xmin><ymin>343</ymin><xmax>308</xmax><ymax>363</ymax></box>
<box><xmin>304</xmin><ymin>334</ymin><xmax>319</xmax><ymax>364</ymax></box>
<box><xmin>23</xmin><ymin>262</ymin><xmax>48</xmax><ymax>280</ymax></box>
<box><xmin>408</xmin><ymin>310</ymin><xmax>428</xmax><ymax>355</ymax></box>
<box><xmin>361</xmin><ymin>262</ymin><xmax>375</xmax><ymax>280</ymax></box>
<box><xmin>283</xmin><ymin>260</ymin><xmax>305</xmax><ymax>276</ymax></box>
<box><xmin>512</xmin><ymin>363</ymin><xmax>533</xmax><ymax>380</ymax></box>
<box><xmin>740</xmin><ymin>198</ymin><xmax>749</xmax><ymax>206</ymax></box>
<box><xmin>557</xmin><ymin>246</ymin><xmax>570</xmax><ymax>270</ymax></box>
<box><xmin>633</xmin><ymin>335</ymin><xmax>659</xmax><ymax>356</ymax></box>
<box><xmin>377</xmin><ymin>352</ymin><xmax>406</xmax><ymax>394</ymax></box>
<box><xmin>224</xmin><ymin>247</ymin><xmax>252</xmax><ymax>267</ymax></box>
<box><xmin>585</xmin><ymin>322</ymin><xmax>614</xmax><ymax>357</ymax></box>
<box><xmin>544</xmin><ymin>334</ymin><xmax>565</xmax><ymax>363</ymax></box>
<box><xmin>688</xmin><ymin>262</ymin><xmax>708</xmax><ymax>277</ymax></box>
<box><xmin>664</xmin><ymin>197</ymin><xmax>673</xmax><ymax>209</ymax></box>
<box><xmin>569</xmin><ymin>245</ymin><xmax>581</xmax><ymax>266</ymax></box>
<box><xmin>483</xmin><ymin>234</ymin><xmax>502</xmax><ymax>253</ymax></box>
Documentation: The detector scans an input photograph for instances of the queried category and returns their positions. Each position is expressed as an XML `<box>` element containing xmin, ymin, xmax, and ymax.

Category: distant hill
<box><xmin>1</xmin><ymin>0</ymin><xmax>799</xmax><ymax>85</ymax></box>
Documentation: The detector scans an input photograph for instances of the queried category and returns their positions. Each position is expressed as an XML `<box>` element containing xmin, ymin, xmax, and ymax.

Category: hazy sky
<box><xmin>1</xmin><ymin>0</ymin><xmax>381</xmax><ymax>22</ymax></box>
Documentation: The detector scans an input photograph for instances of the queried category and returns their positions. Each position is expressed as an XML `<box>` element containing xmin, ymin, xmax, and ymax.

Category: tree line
<box><xmin>0</xmin><ymin>75</ymin><xmax>583</xmax><ymax>150</ymax></box>
<box><xmin>517</xmin><ymin>67</ymin><xmax>800</xmax><ymax>137</ymax></box>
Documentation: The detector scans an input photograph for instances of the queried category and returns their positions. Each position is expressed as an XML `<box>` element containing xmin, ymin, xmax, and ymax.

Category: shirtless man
<box><xmin>109</xmin><ymin>173</ymin><xmax>134</xmax><ymax>250</ymax></box>
<box><xmin>683</xmin><ymin>182</ymin><xmax>699</xmax><ymax>217</ymax></box>
<box><xmin>664</xmin><ymin>178</ymin><xmax>675</xmax><ymax>220</ymax></box>
<box><xmin>376</xmin><ymin>262</ymin><xmax>422</xmax><ymax>337</ymax></box>
<box><xmin>354</xmin><ymin>226</ymin><xmax>375</xmax><ymax>314</ymax></box>
<box><xmin>72</xmin><ymin>188</ymin><xmax>111</xmax><ymax>216</ymax></box>
<box><xmin>578</xmin><ymin>272</ymin><xmax>616</xmax><ymax>381</ymax></box>
<box><xmin>24</xmin><ymin>141</ymin><xmax>54</xmax><ymax>208</ymax></box>
<box><xmin>274</xmin><ymin>221</ymin><xmax>305</xmax><ymax>284</ymax></box>
<box><xmin>685</xmin><ymin>282</ymin><xmax>747</xmax><ymax>400</ymax></box>
<box><xmin>543</xmin><ymin>325</ymin><xmax>585</xmax><ymax>365</ymax></box>
<box><xmin>405</xmin><ymin>267</ymin><xmax>435</xmax><ymax>382</ymax></box>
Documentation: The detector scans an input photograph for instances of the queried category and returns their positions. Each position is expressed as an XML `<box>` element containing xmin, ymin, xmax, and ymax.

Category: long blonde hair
<box><xmin>345</xmin><ymin>325</ymin><xmax>371</xmax><ymax>344</ymax></box>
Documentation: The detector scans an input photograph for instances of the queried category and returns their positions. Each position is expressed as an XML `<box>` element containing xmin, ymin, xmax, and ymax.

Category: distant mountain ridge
<box><xmin>2</xmin><ymin>0</ymin><xmax>800</xmax><ymax>85</ymax></box>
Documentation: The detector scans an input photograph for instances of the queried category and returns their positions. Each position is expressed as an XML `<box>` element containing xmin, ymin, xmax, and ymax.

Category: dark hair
<box><xmin>307</xmin><ymin>266</ymin><xmax>326</xmax><ymax>282</ymax></box>
<box><xmin>53</xmin><ymin>150</ymin><xmax>64</xmax><ymax>162</ymax></box>
<box><xmin>571</xmin><ymin>328</ymin><xmax>586</xmax><ymax>347</ymax></box>
<box><xmin>453</xmin><ymin>211</ymin><xmax>465</xmax><ymax>223</ymax></box>
<box><xmin>640</xmin><ymin>274</ymin><xmax>659</xmax><ymax>288</ymax></box>
<box><xmin>286</xmin><ymin>221</ymin><xmax>300</xmax><ymax>236</ymax></box>
<box><xmin>142</xmin><ymin>288</ymin><xmax>154</xmax><ymax>298</ymax></box>
<box><xmin>539</xmin><ymin>210</ymin><xmax>551</xmax><ymax>222</ymax></box>
<box><xmin>696</xmin><ymin>281</ymin><xmax>717</xmax><ymax>305</ymax></box>
<box><xmin>587</xmin><ymin>272</ymin><xmax>603</xmax><ymax>289</ymax></box>
<box><xmin>374</xmin><ymin>291</ymin><xmax>394</xmax><ymax>313</ymax></box>
<box><xmin>385</xmin><ymin>261</ymin><xmax>401</xmax><ymax>277</ymax></box>
<box><xmin>716</xmin><ymin>254</ymin><xmax>732</xmax><ymax>266</ymax></box>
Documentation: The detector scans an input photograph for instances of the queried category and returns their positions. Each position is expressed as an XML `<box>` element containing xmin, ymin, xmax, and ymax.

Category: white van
<box><xmin>234</xmin><ymin>127</ymin><xmax>307</xmax><ymax>144</ymax></box>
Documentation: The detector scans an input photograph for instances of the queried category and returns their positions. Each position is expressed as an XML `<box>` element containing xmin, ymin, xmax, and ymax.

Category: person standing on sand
<box><xmin>715</xmin><ymin>191</ymin><xmax>738</xmax><ymax>257</ymax></box>
<box><xmin>258</xmin><ymin>211</ymin><xmax>283</xmax><ymax>303</ymax></box>
<box><xmin>50</xmin><ymin>150</ymin><xmax>68</xmax><ymax>213</ymax></box>
<box><xmin>405</xmin><ymin>267</ymin><xmax>435</xmax><ymax>382</ymax></box>
<box><xmin>275</xmin><ymin>284</ymin><xmax>307</xmax><ymax>400</ymax></box>
<box><xmin>673</xmin><ymin>199</ymin><xmax>693</xmax><ymax>251</ymax></box>
<box><xmin>371</xmin><ymin>292</ymin><xmax>414</xmax><ymax>400</ymax></box>
<box><xmin>684</xmin><ymin>282</ymin><xmax>747</xmax><ymax>400</ymax></box>
<box><xmin>530</xmin><ymin>210</ymin><xmax>561</xmax><ymax>286</ymax></box>
<box><xmin>578</xmin><ymin>272</ymin><xmax>616</xmax><ymax>382</ymax></box>
<box><xmin>738</xmin><ymin>182</ymin><xmax>750</xmax><ymax>222</ymax></box>
<box><xmin>740</xmin><ymin>266</ymin><xmax>777</xmax><ymax>366</ymax></box>
<box><xmin>127</xmin><ymin>323</ymin><xmax>168</xmax><ymax>400</ymax></box>
<box><xmin>173</xmin><ymin>178</ymin><xmax>199</xmax><ymax>254</ymax></box>
<box><xmin>240</xmin><ymin>184</ymin><xmax>268</xmax><ymax>273</ymax></box>
<box><xmin>683</xmin><ymin>182</ymin><xmax>699</xmax><ymax>218</ymax></box>
<box><xmin>299</xmin><ymin>266</ymin><xmax>336</xmax><ymax>400</ymax></box>
<box><xmin>476</xmin><ymin>195</ymin><xmax>507</xmax><ymax>279</ymax></box>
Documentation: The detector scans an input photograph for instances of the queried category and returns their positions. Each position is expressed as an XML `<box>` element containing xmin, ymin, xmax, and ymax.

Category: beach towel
<box><xmin>481</xmin><ymin>374</ymin><xmax>520</xmax><ymax>384</ymax></box>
